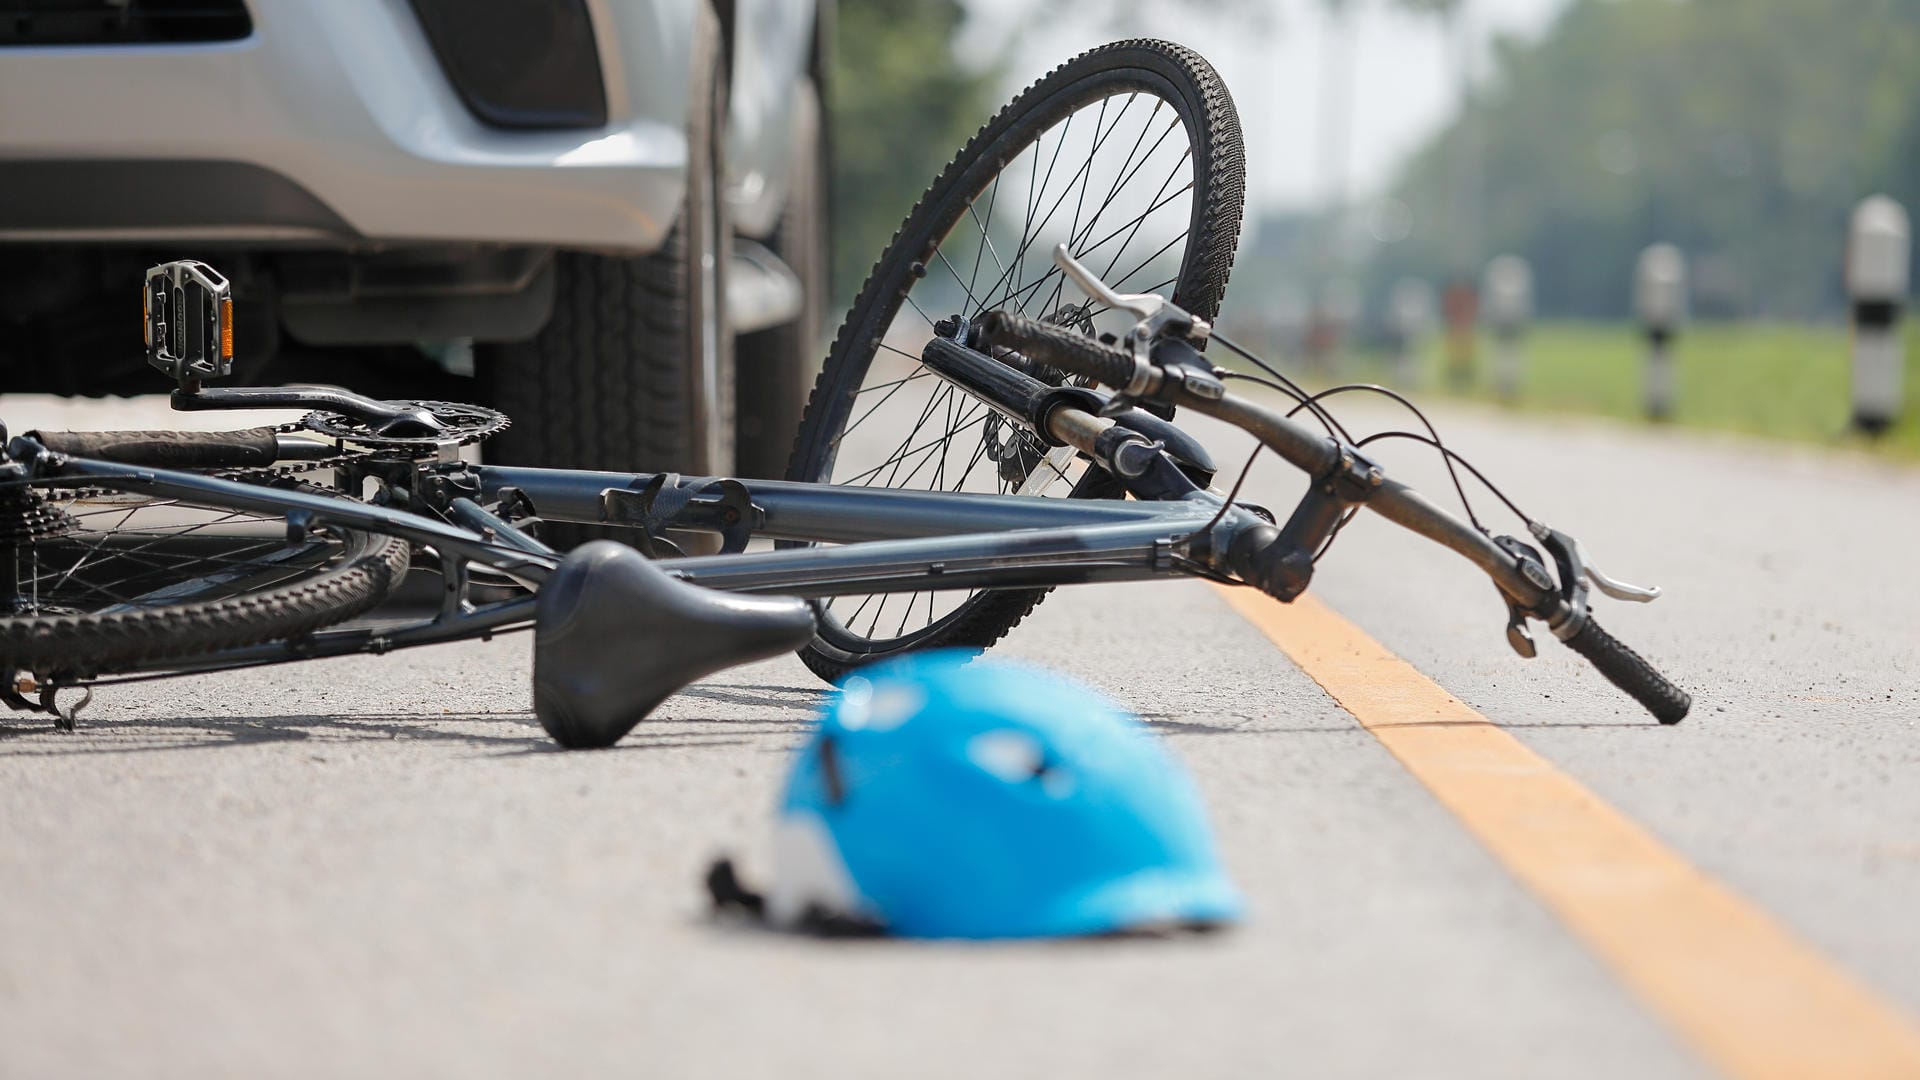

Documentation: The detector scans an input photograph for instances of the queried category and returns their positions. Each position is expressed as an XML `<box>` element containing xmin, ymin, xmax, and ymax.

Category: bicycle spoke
<box><xmin>51</xmin><ymin>507</ymin><xmax>281</xmax><ymax>600</ymax></box>
<box><xmin>895</xmin><ymin>591</ymin><xmax>921</xmax><ymax>639</ymax></box>
<box><xmin>888</xmin><ymin>403</ymin><xmax>989</xmax><ymax>491</ymax></box>
<box><xmin>964</xmin><ymin>201</ymin><xmax>1011</xmax><ymax>288</ymax></box>
<box><xmin>835</xmin><ymin>362</ymin><xmax>934</xmax><ymax>448</ymax></box>
<box><xmin>848</xmin><ymin>377</ymin><xmax>955</xmax><ymax>484</ymax></box>
<box><xmin>876</xmin><ymin>404</ymin><xmax>991</xmax><ymax>491</ymax></box>
<box><xmin>1096</xmin><ymin>154</ymin><xmax>1195</xmax><ymax>283</ymax></box>
<box><xmin>840</xmin><ymin>391</ymin><xmax>987</xmax><ymax>487</ymax></box>
<box><xmin>5</xmin><ymin>488</ymin><xmax>364</xmax><ymax>629</ymax></box>
<box><xmin>853</xmin><ymin>361</ymin><xmax>934</xmax><ymax>395</ymax></box>
<box><xmin>977</xmin><ymin>102</ymin><xmax>1169</xmax><ymax>315</ymax></box>
<box><xmin>965</xmin><ymin>93</ymin><xmax>1142</xmax><ymax>317</ymax></box>
<box><xmin>966</xmin><ymin>174</ymin><xmax>1002</xmax><ymax>310</ymax></box>
<box><xmin>987</xmin><ymin>122</ymin><xmax>1189</xmax><ymax>319</ymax></box>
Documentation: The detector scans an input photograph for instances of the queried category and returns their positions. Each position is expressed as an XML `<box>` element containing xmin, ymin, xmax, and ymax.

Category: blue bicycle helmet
<box><xmin>709</xmin><ymin>651</ymin><xmax>1242</xmax><ymax>939</ymax></box>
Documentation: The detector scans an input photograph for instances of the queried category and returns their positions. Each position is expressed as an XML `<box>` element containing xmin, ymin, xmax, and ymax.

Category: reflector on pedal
<box><xmin>143</xmin><ymin>260</ymin><xmax>234</xmax><ymax>386</ymax></box>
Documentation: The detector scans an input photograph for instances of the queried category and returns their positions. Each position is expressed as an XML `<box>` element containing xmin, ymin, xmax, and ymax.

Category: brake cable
<box><xmin>1195</xmin><ymin>370</ymin><xmax>1542</xmax><ymax>565</ymax></box>
<box><xmin>1107</xmin><ymin>323</ymin><xmax>1533</xmax><ymax>569</ymax></box>
<box><xmin>1221</xmin><ymin>373</ymin><xmax>1487</xmax><ymax>534</ymax></box>
<box><xmin>1208</xmin><ymin>331</ymin><xmax>1354</xmax><ymax>443</ymax></box>
<box><xmin>1352</xmin><ymin>430</ymin><xmax>1537</xmax><ymax>527</ymax></box>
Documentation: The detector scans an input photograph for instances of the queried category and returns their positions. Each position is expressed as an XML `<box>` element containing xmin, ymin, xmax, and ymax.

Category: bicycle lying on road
<box><xmin>0</xmin><ymin>41</ymin><xmax>1689</xmax><ymax>742</ymax></box>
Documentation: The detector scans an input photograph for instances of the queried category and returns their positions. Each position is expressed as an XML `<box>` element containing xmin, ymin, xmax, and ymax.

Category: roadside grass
<box><xmin>1298</xmin><ymin>322</ymin><xmax>1920</xmax><ymax>460</ymax></box>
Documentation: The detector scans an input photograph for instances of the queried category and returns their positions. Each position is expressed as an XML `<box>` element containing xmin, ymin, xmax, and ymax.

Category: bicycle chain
<box><xmin>18</xmin><ymin>401</ymin><xmax>503</xmax><ymax>508</ymax></box>
<box><xmin>205</xmin><ymin>421</ymin><xmax>362</xmax><ymax>483</ymax></box>
<box><xmin>207</xmin><ymin>400</ymin><xmax>508</xmax><ymax>484</ymax></box>
<box><xmin>33</xmin><ymin>432</ymin><xmax>367</xmax><ymax>502</ymax></box>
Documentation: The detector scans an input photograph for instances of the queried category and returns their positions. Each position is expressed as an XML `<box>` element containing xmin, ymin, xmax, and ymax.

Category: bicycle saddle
<box><xmin>533</xmin><ymin>541</ymin><xmax>817</xmax><ymax>748</ymax></box>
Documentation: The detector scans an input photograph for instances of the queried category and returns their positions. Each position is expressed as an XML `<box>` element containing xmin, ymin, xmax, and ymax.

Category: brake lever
<box><xmin>1051</xmin><ymin>244</ymin><xmax>1210</xmax><ymax>358</ymax></box>
<box><xmin>1531</xmin><ymin>523</ymin><xmax>1661</xmax><ymax>603</ymax></box>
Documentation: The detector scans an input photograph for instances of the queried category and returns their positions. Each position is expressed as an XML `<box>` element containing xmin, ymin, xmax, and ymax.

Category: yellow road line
<box><xmin>1216</xmin><ymin>586</ymin><xmax>1920</xmax><ymax>1080</ymax></box>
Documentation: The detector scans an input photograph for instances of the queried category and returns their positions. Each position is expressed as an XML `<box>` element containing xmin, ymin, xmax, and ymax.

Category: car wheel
<box><xmin>734</xmin><ymin>74</ymin><xmax>828</xmax><ymax>480</ymax></box>
<box><xmin>478</xmin><ymin>2</ymin><xmax>733</xmax><ymax>546</ymax></box>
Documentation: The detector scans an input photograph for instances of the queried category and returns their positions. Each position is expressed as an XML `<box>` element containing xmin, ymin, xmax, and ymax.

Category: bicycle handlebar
<box><xmin>975</xmin><ymin>309</ymin><xmax>1691</xmax><ymax>724</ymax></box>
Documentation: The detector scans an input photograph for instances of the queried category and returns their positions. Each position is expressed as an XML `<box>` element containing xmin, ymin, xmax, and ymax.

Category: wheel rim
<box><xmin>809</xmin><ymin>76</ymin><xmax>1210</xmax><ymax>654</ymax></box>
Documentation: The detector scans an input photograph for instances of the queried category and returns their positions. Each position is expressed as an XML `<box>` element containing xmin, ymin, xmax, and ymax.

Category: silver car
<box><xmin>0</xmin><ymin>0</ymin><xmax>829</xmax><ymax>481</ymax></box>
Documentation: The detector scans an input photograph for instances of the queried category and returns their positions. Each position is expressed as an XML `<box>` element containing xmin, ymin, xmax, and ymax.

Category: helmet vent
<box><xmin>836</xmin><ymin>675</ymin><xmax>922</xmax><ymax>732</ymax></box>
<box><xmin>967</xmin><ymin>731</ymin><xmax>1047</xmax><ymax>783</ymax></box>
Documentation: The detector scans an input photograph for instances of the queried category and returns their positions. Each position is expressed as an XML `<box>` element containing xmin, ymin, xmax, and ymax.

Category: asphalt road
<box><xmin>1</xmin><ymin>391</ymin><xmax>1915</xmax><ymax>1079</ymax></box>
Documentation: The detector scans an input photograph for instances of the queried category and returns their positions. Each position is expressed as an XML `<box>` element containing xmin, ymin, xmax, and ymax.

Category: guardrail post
<box><xmin>1635</xmin><ymin>243</ymin><xmax>1687</xmax><ymax>421</ymax></box>
<box><xmin>1389</xmin><ymin>277</ymin><xmax>1435</xmax><ymax>388</ymax></box>
<box><xmin>1847</xmin><ymin>195</ymin><xmax>1909</xmax><ymax>435</ymax></box>
<box><xmin>1309</xmin><ymin>277</ymin><xmax>1361</xmax><ymax>374</ymax></box>
<box><xmin>1442</xmin><ymin>279</ymin><xmax>1478</xmax><ymax>390</ymax></box>
<box><xmin>1482</xmin><ymin>256</ymin><xmax>1532</xmax><ymax>401</ymax></box>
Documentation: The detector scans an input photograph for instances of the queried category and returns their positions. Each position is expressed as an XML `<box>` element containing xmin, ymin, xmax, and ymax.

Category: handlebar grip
<box><xmin>1562</xmin><ymin>617</ymin><xmax>1691</xmax><ymax>724</ymax></box>
<box><xmin>975</xmin><ymin>311</ymin><xmax>1138</xmax><ymax>390</ymax></box>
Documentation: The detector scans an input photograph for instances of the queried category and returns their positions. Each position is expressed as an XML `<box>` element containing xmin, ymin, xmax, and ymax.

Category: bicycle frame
<box><xmin>12</xmin><ymin>310</ymin><xmax>1689</xmax><ymax>725</ymax></box>
<box><xmin>36</xmin><ymin>448</ymin><xmax>1261</xmax><ymax>677</ymax></box>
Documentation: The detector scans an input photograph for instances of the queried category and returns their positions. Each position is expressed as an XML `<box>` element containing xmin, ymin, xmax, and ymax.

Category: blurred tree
<box><xmin>1369</xmin><ymin>0</ymin><xmax>1920</xmax><ymax>320</ymax></box>
<box><xmin>829</xmin><ymin>0</ymin><xmax>997</xmax><ymax>307</ymax></box>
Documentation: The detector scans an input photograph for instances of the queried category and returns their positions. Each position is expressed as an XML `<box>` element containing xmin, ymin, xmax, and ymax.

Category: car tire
<box><xmin>478</xmin><ymin>2</ymin><xmax>733</xmax><ymax>546</ymax></box>
<box><xmin>734</xmin><ymin>75</ymin><xmax>828</xmax><ymax>480</ymax></box>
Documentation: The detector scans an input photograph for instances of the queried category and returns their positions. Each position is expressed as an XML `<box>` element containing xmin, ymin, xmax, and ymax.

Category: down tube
<box><xmin>655</xmin><ymin>517</ymin><xmax>1222</xmax><ymax>596</ymax></box>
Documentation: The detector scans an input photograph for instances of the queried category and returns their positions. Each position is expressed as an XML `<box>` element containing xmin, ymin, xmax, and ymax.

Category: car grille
<box><xmin>1</xmin><ymin>0</ymin><xmax>251</xmax><ymax>45</ymax></box>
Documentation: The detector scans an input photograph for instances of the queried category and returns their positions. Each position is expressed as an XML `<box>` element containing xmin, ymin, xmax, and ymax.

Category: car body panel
<box><xmin>0</xmin><ymin>0</ymin><xmax>712</xmax><ymax>254</ymax></box>
<box><xmin>725</xmin><ymin>0</ymin><xmax>818</xmax><ymax>239</ymax></box>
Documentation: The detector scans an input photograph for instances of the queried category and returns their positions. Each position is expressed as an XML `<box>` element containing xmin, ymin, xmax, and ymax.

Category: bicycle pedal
<box><xmin>144</xmin><ymin>260</ymin><xmax>234</xmax><ymax>387</ymax></box>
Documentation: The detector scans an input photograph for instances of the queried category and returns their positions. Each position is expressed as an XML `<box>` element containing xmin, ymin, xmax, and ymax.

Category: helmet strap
<box><xmin>705</xmin><ymin>856</ymin><xmax>766</xmax><ymax>917</ymax></box>
<box><xmin>704</xmin><ymin>856</ymin><xmax>886</xmax><ymax>937</ymax></box>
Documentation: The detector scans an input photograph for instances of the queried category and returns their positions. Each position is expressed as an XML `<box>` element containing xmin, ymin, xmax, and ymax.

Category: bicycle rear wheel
<box><xmin>784</xmin><ymin>39</ymin><xmax>1244</xmax><ymax>680</ymax></box>
<box><xmin>0</xmin><ymin>479</ymin><xmax>409</xmax><ymax>679</ymax></box>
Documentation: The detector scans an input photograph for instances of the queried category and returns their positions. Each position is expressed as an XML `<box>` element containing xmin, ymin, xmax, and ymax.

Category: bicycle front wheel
<box><xmin>785</xmin><ymin>38</ymin><xmax>1245</xmax><ymax>680</ymax></box>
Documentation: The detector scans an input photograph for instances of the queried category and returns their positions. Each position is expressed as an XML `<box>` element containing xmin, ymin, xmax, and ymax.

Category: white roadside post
<box><xmin>1635</xmin><ymin>243</ymin><xmax>1688</xmax><ymax>420</ymax></box>
<box><xmin>1482</xmin><ymin>255</ymin><xmax>1532</xmax><ymax>400</ymax></box>
<box><xmin>1847</xmin><ymin>195</ymin><xmax>1909</xmax><ymax>434</ymax></box>
<box><xmin>1389</xmin><ymin>277</ymin><xmax>1436</xmax><ymax>388</ymax></box>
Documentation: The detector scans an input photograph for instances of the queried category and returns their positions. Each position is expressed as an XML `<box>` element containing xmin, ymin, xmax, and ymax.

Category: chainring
<box><xmin>301</xmin><ymin>400</ymin><xmax>509</xmax><ymax>452</ymax></box>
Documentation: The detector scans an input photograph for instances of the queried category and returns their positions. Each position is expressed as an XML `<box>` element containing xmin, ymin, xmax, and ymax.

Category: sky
<box><xmin>961</xmin><ymin>0</ymin><xmax>1572</xmax><ymax>214</ymax></box>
